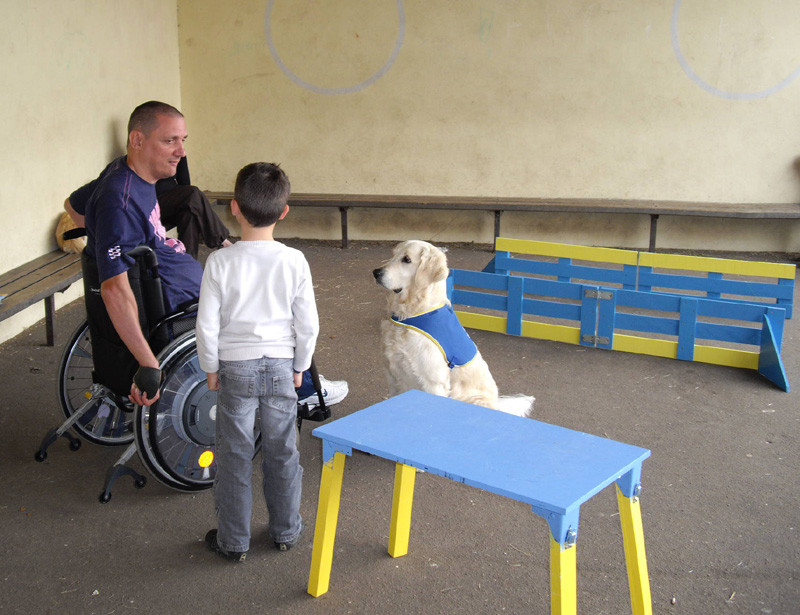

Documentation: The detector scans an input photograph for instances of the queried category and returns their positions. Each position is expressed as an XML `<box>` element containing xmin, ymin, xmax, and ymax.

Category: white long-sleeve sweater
<box><xmin>195</xmin><ymin>241</ymin><xmax>319</xmax><ymax>374</ymax></box>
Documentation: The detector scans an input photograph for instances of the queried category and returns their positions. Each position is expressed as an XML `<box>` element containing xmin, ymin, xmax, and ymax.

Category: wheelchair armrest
<box><xmin>176</xmin><ymin>300</ymin><xmax>199</xmax><ymax>314</ymax></box>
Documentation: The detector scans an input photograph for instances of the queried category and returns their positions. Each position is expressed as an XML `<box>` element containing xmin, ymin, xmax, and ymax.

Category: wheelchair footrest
<box><xmin>297</xmin><ymin>404</ymin><xmax>331</xmax><ymax>423</ymax></box>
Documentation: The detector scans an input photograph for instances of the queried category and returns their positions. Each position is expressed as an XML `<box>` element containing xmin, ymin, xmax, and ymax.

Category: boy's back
<box><xmin>195</xmin><ymin>240</ymin><xmax>319</xmax><ymax>377</ymax></box>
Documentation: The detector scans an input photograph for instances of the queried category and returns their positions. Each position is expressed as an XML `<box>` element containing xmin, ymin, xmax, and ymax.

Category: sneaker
<box><xmin>274</xmin><ymin>523</ymin><xmax>304</xmax><ymax>552</ymax></box>
<box><xmin>298</xmin><ymin>376</ymin><xmax>348</xmax><ymax>409</ymax></box>
<box><xmin>205</xmin><ymin>529</ymin><xmax>247</xmax><ymax>562</ymax></box>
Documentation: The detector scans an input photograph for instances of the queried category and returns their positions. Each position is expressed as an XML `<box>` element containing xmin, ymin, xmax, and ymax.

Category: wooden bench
<box><xmin>0</xmin><ymin>251</ymin><xmax>82</xmax><ymax>345</ymax></box>
<box><xmin>205</xmin><ymin>191</ymin><xmax>800</xmax><ymax>251</ymax></box>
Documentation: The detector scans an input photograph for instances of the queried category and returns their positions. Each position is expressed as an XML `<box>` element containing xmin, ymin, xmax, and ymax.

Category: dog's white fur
<box><xmin>373</xmin><ymin>240</ymin><xmax>533</xmax><ymax>417</ymax></box>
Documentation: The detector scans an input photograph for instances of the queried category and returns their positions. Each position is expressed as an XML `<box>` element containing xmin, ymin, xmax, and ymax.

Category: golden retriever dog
<box><xmin>56</xmin><ymin>212</ymin><xmax>86</xmax><ymax>254</ymax></box>
<box><xmin>373</xmin><ymin>240</ymin><xmax>534</xmax><ymax>417</ymax></box>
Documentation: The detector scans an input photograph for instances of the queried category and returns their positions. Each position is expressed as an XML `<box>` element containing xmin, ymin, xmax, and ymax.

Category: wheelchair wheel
<box><xmin>135</xmin><ymin>331</ymin><xmax>260</xmax><ymax>492</ymax></box>
<box><xmin>58</xmin><ymin>320</ymin><xmax>133</xmax><ymax>446</ymax></box>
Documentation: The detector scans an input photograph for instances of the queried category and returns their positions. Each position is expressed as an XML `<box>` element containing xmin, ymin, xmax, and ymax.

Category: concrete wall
<box><xmin>3</xmin><ymin>0</ymin><xmax>800</xmax><ymax>343</ymax></box>
<box><xmin>0</xmin><ymin>0</ymin><xmax>181</xmax><ymax>344</ymax></box>
<box><xmin>178</xmin><ymin>0</ymin><xmax>800</xmax><ymax>250</ymax></box>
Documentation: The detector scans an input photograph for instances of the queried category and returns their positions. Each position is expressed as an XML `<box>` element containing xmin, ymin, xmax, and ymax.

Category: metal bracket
<box><xmin>565</xmin><ymin>527</ymin><xmax>577</xmax><ymax>547</ymax></box>
<box><xmin>633</xmin><ymin>482</ymin><xmax>642</xmax><ymax>502</ymax></box>
<box><xmin>581</xmin><ymin>334</ymin><xmax>611</xmax><ymax>346</ymax></box>
<box><xmin>584</xmin><ymin>289</ymin><xmax>613</xmax><ymax>300</ymax></box>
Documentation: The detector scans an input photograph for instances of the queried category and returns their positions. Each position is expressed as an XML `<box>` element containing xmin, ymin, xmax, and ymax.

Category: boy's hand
<box><xmin>206</xmin><ymin>372</ymin><xmax>220</xmax><ymax>391</ymax></box>
<box><xmin>293</xmin><ymin>371</ymin><xmax>303</xmax><ymax>388</ymax></box>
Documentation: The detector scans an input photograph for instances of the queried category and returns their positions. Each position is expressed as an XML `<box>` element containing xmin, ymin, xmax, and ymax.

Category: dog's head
<box><xmin>373</xmin><ymin>240</ymin><xmax>449</xmax><ymax>301</ymax></box>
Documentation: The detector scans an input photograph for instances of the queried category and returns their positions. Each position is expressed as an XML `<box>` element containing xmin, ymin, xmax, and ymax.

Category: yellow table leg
<box><xmin>550</xmin><ymin>536</ymin><xmax>577</xmax><ymax>615</ymax></box>
<box><xmin>616</xmin><ymin>485</ymin><xmax>652</xmax><ymax>615</ymax></box>
<box><xmin>388</xmin><ymin>462</ymin><xmax>416</xmax><ymax>558</ymax></box>
<box><xmin>308</xmin><ymin>451</ymin><xmax>347</xmax><ymax>597</ymax></box>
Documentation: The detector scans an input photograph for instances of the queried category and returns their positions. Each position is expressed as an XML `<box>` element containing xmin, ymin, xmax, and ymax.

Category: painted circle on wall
<box><xmin>264</xmin><ymin>0</ymin><xmax>405</xmax><ymax>95</ymax></box>
<box><xmin>671</xmin><ymin>0</ymin><xmax>800</xmax><ymax>100</ymax></box>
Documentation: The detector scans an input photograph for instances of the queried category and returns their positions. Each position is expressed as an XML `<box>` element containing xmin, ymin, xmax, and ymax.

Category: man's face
<box><xmin>131</xmin><ymin>113</ymin><xmax>187</xmax><ymax>183</ymax></box>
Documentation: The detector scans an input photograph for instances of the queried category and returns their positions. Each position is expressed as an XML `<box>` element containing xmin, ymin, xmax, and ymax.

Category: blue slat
<box><xmin>615</xmin><ymin>313</ymin><xmax>680</xmax><ymax>336</ymax></box>
<box><xmin>579</xmin><ymin>285</ymin><xmax>598</xmax><ymax>347</ymax></box>
<box><xmin>491</xmin><ymin>256</ymin><xmax>632</xmax><ymax>287</ymax></box>
<box><xmin>759</xmin><ymin>316</ymin><xmax>790</xmax><ymax>392</ymax></box>
<box><xmin>639</xmin><ymin>271</ymin><xmax>794</xmax><ymax>300</ymax></box>
<box><xmin>452</xmin><ymin>269</ymin><xmax>510</xmax><ymax>291</ymax></box>
<box><xmin>677</xmin><ymin>298</ymin><xmax>698</xmax><ymax>360</ymax></box>
<box><xmin>596</xmin><ymin>290</ymin><xmax>615</xmax><ymax>349</ymax></box>
<box><xmin>507</xmin><ymin>276</ymin><xmax>523</xmax><ymax>336</ymax></box>
<box><xmin>522</xmin><ymin>298</ymin><xmax>583</xmax><ymax>321</ymax></box>
<box><xmin>521</xmin><ymin>277</ymin><xmax>588</xmax><ymax>301</ymax></box>
<box><xmin>695</xmin><ymin>322</ymin><xmax>761</xmax><ymax>345</ymax></box>
<box><xmin>451</xmin><ymin>289</ymin><xmax>506</xmax><ymax>311</ymax></box>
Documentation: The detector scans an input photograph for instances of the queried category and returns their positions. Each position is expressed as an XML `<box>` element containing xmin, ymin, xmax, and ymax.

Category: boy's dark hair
<box><xmin>234</xmin><ymin>162</ymin><xmax>291</xmax><ymax>227</ymax></box>
<box><xmin>127</xmin><ymin>101</ymin><xmax>183</xmax><ymax>136</ymax></box>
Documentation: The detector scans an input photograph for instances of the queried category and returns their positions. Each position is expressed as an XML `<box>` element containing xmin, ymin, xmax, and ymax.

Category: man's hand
<box><xmin>130</xmin><ymin>381</ymin><xmax>160</xmax><ymax>406</ymax></box>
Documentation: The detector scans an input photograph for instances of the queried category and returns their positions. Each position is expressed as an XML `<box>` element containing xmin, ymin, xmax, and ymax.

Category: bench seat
<box><xmin>205</xmin><ymin>191</ymin><xmax>800</xmax><ymax>251</ymax></box>
<box><xmin>0</xmin><ymin>250</ymin><xmax>82</xmax><ymax>345</ymax></box>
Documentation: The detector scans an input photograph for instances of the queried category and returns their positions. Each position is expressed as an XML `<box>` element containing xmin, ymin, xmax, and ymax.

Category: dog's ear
<box><xmin>414</xmin><ymin>244</ymin><xmax>449</xmax><ymax>287</ymax></box>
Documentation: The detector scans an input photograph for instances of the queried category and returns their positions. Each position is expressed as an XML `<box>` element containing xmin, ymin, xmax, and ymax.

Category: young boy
<box><xmin>195</xmin><ymin>162</ymin><xmax>318</xmax><ymax>561</ymax></box>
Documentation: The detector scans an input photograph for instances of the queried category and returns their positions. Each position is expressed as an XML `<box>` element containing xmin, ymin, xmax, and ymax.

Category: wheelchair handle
<box><xmin>126</xmin><ymin>245</ymin><xmax>159</xmax><ymax>276</ymax></box>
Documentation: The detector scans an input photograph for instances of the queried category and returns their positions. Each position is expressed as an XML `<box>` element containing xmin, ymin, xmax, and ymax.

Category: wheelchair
<box><xmin>35</xmin><ymin>238</ymin><xmax>331</xmax><ymax>502</ymax></box>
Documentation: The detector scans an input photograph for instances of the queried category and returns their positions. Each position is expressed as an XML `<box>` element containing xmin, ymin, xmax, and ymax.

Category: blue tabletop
<box><xmin>313</xmin><ymin>390</ymin><xmax>650</xmax><ymax>518</ymax></box>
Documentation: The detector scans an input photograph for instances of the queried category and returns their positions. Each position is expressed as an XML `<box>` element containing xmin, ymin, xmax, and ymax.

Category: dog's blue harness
<box><xmin>391</xmin><ymin>303</ymin><xmax>478</xmax><ymax>369</ymax></box>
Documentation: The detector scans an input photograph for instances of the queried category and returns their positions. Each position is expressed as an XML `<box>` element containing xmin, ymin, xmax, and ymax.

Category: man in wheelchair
<box><xmin>64</xmin><ymin>101</ymin><xmax>347</xmax><ymax>409</ymax></box>
<box><xmin>41</xmin><ymin>101</ymin><xmax>346</xmax><ymax>501</ymax></box>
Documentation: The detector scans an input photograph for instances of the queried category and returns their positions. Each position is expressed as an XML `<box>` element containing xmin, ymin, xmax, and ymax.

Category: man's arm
<box><xmin>100</xmin><ymin>271</ymin><xmax>160</xmax><ymax>405</ymax></box>
<box><xmin>64</xmin><ymin>198</ymin><xmax>85</xmax><ymax>228</ymax></box>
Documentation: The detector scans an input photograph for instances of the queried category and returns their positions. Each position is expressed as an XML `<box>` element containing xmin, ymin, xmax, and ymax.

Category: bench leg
<box><xmin>308</xmin><ymin>451</ymin><xmax>347</xmax><ymax>597</ymax></box>
<box><xmin>616</xmin><ymin>485</ymin><xmax>652</xmax><ymax>615</ymax></box>
<box><xmin>45</xmin><ymin>295</ymin><xmax>56</xmax><ymax>346</ymax></box>
<box><xmin>550</xmin><ymin>536</ymin><xmax>577</xmax><ymax>615</ymax></box>
<box><xmin>339</xmin><ymin>206</ymin><xmax>349</xmax><ymax>249</ymax></box>
<box><xmin>648</xmin><ymin>214</ymin><xmax>659</xmax><ymax>252</ymax></box>
<box><xmin>388</xmin><ymin>462</ymin><xmax>416</xmax><ymax>558</ymax></box>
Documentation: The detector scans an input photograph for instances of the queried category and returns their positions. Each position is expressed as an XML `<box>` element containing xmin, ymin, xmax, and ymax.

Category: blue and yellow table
<box><xmin>307</xmin><ymin>390</ymin><xmax>652</xmax><ymax>615</ymax></box>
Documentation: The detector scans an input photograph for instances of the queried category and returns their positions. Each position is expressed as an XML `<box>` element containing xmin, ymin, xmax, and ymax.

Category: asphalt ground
<box><xmin>1</xmin><ymin>239</ymin><xmax>798</xmax><ymax>614</ymax></box>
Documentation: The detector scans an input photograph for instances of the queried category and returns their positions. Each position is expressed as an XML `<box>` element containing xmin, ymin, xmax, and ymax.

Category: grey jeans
<box><xmin>214</xmin><ymin>357</ymin><xmax>303</xmax><ymax>552</ymax></box>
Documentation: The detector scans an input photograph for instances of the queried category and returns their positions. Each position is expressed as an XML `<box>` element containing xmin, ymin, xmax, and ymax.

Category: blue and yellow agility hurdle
<box><xmin>486</xmin><ymin>238</ymin><xmax>795</xmax><ymax>318</ymax></box>
<box><xmin>450</xmin><ymin>238</ymin><xmax>795</xmax><ymax>391</ymax></box>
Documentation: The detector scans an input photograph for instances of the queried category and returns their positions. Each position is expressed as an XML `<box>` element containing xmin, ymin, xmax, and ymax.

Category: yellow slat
<box><xmin>495</xmin><ymin>237</ymin><xmax>638</xmax><ymax>266</ymax></box>
<box><xmin>638</xmin><ymin>251</ymin><xmax>795</xmax><ymax>279</ymax></box>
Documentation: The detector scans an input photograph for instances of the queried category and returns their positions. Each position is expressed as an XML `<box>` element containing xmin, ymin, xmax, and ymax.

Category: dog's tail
<box><xmin>495</xmin><ymin>394</ymin><xmax>535</xmax><ymax>417</ymax></box>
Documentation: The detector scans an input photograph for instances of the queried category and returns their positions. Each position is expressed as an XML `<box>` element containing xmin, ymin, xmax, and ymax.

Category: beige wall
<box><xmin>0</xmin><ymin>0</ymin><xmax>181</xmax><ymax>344</ymax></box>
<box><xmin>3</xmin><ymin>1</ymin><xmax>800</xmax><ymax>343</ymax></box>
<box><xmin>178</xmin><ymin>0</ymin><xmax>800</xmax><ymax>250</ymax></box>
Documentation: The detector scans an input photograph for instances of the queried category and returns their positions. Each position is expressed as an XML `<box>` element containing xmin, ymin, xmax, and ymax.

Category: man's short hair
<box><xmin>127</xmin><ymin>101</ymin><xmax>183</xmax><ymax>136</ymax></box>
<box><xmin>234</xmin><ymin>163</ymin><xmax>291</xmax><ymax>227</ymax></box>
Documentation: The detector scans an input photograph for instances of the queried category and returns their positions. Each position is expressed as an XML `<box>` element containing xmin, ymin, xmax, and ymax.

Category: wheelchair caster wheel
<box><xmin>34</xmin><ymin>451</ymin><xmax>46</xmax><ymax>462</ymax></box>
<box><xmin>134</xmin><ymin>477</ymin><xmax>147</xmax><ymax>489</ymax></box>
<box><xmin>99</xmin><ymin>492</ymin><xmax>112</xmax><ymax>504</ymax></box>
<box><xmin>69</xmin><ymin>439</ymin><xmax>82</xmax><ymax>451</ymax></box>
